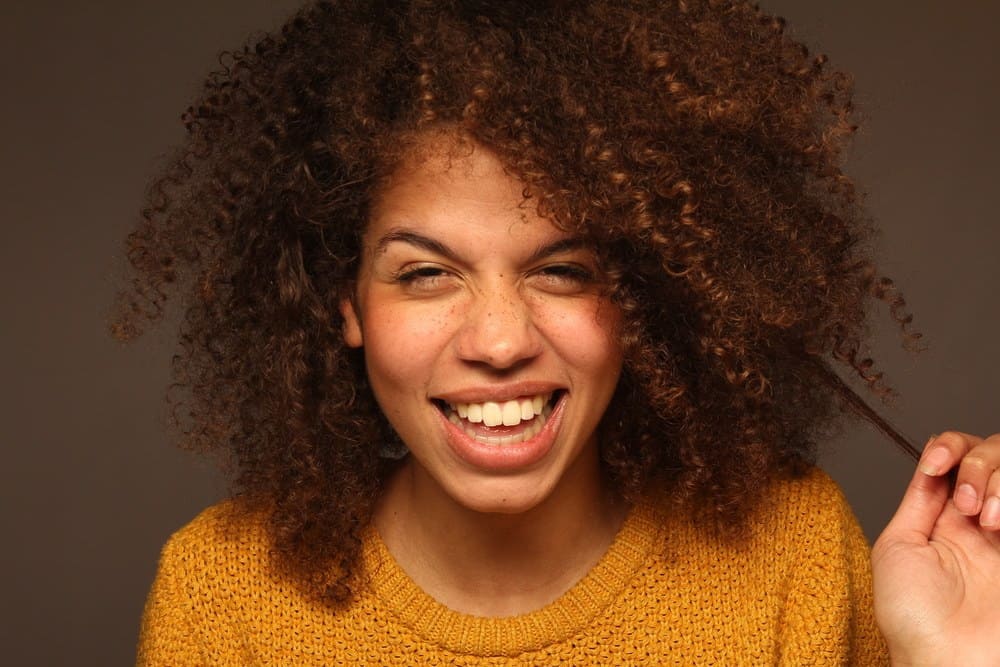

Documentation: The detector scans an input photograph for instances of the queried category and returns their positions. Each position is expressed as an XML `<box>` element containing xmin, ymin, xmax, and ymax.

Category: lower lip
<box><xmin>438</xmin><ymin>396</ymin><xmax>565</xmax><ymax>472</ymax></box>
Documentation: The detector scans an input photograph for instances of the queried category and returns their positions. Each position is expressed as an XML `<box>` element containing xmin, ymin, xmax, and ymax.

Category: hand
<box><xmin>872</xmin><ymin>432</ymin><xmax>1000</xmax><ymax>667</ymax></box>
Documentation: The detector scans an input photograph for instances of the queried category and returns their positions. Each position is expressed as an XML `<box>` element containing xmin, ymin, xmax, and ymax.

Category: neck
<box><xmin>374</xmin><ymin>447</ymin><xmax>626</xmax><ymax>617</ymax></box>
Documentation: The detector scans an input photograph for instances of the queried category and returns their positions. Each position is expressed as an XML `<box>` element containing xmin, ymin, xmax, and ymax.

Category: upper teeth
<box><xmin>450</xmin><ymin>394</ymin><xmax>550</xmax><ymax>427</ymax></box>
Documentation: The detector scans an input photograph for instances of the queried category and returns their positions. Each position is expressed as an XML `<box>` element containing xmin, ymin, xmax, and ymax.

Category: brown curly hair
<box><xmin>114</xmin><ymin>0</ymin><xmax>919</xmax><ymax>603</ymax></box>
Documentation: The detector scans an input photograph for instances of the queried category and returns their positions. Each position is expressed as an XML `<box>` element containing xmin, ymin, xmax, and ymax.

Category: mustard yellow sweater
<box><xmin>137</xmin><ymin>468</ymin><xmax>888</xmax><ymax>665</ymax></box>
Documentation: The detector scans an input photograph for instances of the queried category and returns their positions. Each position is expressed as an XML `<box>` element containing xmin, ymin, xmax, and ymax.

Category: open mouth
<box><xmin>434</xmin><ymin>391</ymin><xmax>562</xmax><ymax>446</ymax></box>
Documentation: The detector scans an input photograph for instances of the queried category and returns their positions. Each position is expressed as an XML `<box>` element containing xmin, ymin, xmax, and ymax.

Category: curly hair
<box><xmin>114</xmin><ymin>0</ymin><xmax>918</xmax><ymax>604</ymax></box>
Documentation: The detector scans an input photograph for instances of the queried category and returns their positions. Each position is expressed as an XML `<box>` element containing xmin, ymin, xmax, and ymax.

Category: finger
<box><xmin>918</xmin><ymin>431</ymin><xmax>983</xmax><ymax>477</ymax></box>
<box><xmin>952</xmin><ymin>433</ymin><xmax>1000</xmax><ymax>516</ymax></box>
<box><xmin>880</xmin><ymin>455</ymin><xmax>952</xmax><ymax>545</ymax></box>
<box><xmin>980</xmin><ymin>467</ymin><xmax>1000</xmax><ymax>530</ymax></box>
<box><xmin>929</xmin><ymin>497</ymin><xmax>1000</xmax><ymax>554</ymax></box>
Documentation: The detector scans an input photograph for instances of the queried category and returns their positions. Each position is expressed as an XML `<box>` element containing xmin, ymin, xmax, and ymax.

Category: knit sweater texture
<box><xmin>137</xmin><ymin>467</ymin><xmax>888</xmax><ymax>665</ymax></box>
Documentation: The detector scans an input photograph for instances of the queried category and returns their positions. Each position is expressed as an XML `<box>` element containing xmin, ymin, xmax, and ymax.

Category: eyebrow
<box><xmin>374</xmin><ymin>229</ymin><xmax>462</xmax><ymax>263</ymax></box>
<box><xmin>525</xmin><ymin>236</ymin><xmax>589</xmax><ymax>264</ymax></box>
<box><xmin>374</xmin><ymin>228</ymin><xmax>589</xmax><ymax>264</ymax></box>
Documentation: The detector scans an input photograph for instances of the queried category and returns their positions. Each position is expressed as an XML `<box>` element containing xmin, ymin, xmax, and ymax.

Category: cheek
<box><xmin>361</xmin><ymin>302</ymin><xmax>458</xmax><ymax>385</ymax></box>
<box><xmin>532</xmin><ymin>298</ymin><xmax>623</xmax><ymax>374</ymax></box>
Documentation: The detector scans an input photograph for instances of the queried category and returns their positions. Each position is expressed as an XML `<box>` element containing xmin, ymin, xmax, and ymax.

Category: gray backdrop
<box><xmin>1</xmin><ymin>2</ymin><xmax>997</xmax><ymax>665</ymax></box>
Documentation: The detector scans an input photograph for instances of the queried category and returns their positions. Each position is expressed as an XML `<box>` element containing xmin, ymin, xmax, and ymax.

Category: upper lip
<box><xmin>432</xmin><ymin>381</ymin><xmax>565</xmax><ymax>405</ymax></box>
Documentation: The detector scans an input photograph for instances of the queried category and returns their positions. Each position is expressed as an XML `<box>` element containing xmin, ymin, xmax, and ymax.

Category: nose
<box><xmin>454</xmin><ymin>281</ymin><xmax>543</xmax><ymax>370</ymax></box>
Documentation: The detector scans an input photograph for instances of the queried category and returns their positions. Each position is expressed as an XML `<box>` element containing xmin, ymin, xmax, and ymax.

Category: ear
<box><xmin>338</xmin><ymin>296</ymin><xmax>364</xmax><ymax>348</ymax></box>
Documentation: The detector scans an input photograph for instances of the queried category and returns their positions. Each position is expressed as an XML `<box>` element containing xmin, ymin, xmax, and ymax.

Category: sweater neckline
<box><xmin>360</xmin><ymin>496</ymin><xmax>662</xmax><ymax>657</ymax></box>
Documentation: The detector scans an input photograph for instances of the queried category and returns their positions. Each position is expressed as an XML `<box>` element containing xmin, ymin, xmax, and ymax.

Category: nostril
<box><xmin>454</xmin><ymin>300</ymin><xmax>543</xmax><ymax>368</ymax></box>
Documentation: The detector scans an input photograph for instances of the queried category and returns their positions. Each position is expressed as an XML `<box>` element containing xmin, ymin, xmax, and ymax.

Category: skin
<box><xmin>340</xmin><ymin>136</ymin><xmax>626</xmax><ymax>616</ymax></box>
<box><xmin>874</xmin><ymin>432</ymin><xmax>1000</xmax><ymax>666</ymax></box>
<box><xmin>337</xmin><ymin>134</ymin><xmax>1000</xmax><ymax>650</ymax></box>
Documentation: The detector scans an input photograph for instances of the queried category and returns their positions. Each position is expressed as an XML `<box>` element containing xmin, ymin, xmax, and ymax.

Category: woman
<box><xmin>119</xmin><ymin>0</ymin><xmax>1000</xmax><ymax>664</ymax></box>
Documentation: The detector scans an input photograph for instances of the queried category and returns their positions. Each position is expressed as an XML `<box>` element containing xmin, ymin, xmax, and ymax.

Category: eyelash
<box><xmin>394</xmin><ymin>266</ymin><xmax>447</xmax><ymax>284</ymax></box>
<box><xmin>537</xmin><ymin>264</ymin><xmax>594</xmax><ymax>283</ymax></box>
<box><xmin>392</xmin><ymin>263</ymin><xmax>596</xmax><ymax>291</ymax></box>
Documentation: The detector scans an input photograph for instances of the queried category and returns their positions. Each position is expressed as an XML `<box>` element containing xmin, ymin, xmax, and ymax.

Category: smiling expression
<box><xmin>340</xmin><ymin>137</ymin><xmax>623</xmax><ymax>514</ymax></box>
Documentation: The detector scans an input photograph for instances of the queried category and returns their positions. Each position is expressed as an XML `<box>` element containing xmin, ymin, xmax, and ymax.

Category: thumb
<box><xmin>880</xmin><ymin>462</ymin><xmax>952</xmax><ymax>546</ymax></box>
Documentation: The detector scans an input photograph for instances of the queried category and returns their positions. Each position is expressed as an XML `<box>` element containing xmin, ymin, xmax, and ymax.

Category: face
<box><xmin>341</xmin><ymin>138</ymin><xmax>623</xmax><ymax>515</ymax></box>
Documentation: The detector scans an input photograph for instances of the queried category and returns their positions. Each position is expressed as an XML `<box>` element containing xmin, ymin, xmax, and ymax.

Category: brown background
<box><xmin>1</xmin><ymin>2</ymin><xmax>996</xmax><ymax>665</ymax></box>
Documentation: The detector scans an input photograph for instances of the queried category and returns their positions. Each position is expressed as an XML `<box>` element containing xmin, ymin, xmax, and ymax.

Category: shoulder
<box><xmin>771</xmin><ymin>465</ymin><xmax>851</xmax><ymax>504</ymax></box>
<box><xmin>154</xmin><ymin>498</ymin><xmax>275</xmax><ymax>585</ymax></box>
<box><xmin>139</xmin><ymin>499</ymin><xmax>284</xmax><ymax>662</ymax></box>
<box><xmin>164</xmin><ymin>498</ymin><xmax>269</xmax><ymax>548</ymax></box>
<box><xmin>647</xmin><ymin>466</ymin><xmax>868</xmax><ymax>561</ymax></box>
<box><xmin>735</xmin><ymin>466</ymin><xmax>869</xmax><ymax>555</ymax></box>
<box><xmin>760</xmin><ymin>466</ymin><xmax>857</xmax><ymax>521</ymax></box>
<box><xmin>745</xmin><ymin>466</ymin><xmax>872</xmax><ymax>571</ymax></box>
<box><xmin>651</xmin><ymin>466</ymin><xmax>861</xmax><ymax>534</ymax></box>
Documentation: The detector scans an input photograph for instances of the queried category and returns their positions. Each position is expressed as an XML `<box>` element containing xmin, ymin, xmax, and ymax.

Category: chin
<box><xmin>446</xmin><ymin>476</ymin><xmax>555</xmax><ymax>516</ymax></box>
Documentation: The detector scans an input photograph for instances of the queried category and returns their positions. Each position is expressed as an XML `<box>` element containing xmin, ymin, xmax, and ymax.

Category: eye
<box><xmin>531</xmin><ymin>264</ymin><xmax>596</xmax><ymax>293</ymax></box>
<box><xmin>396</xmin><ymin>266</ymin><xmax>445</xmax><ymax>282</ymax></box>
<box><xmin>393</xmin><ymin>264</ymin><xmax>456</xmax><ymax>292</ymax></box>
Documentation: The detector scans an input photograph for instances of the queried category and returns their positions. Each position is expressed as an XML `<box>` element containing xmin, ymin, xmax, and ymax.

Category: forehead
<box><xmin>366</xmin><ymin>137</ymin><xmax>561</xmax><ymax>245</ymax></box>
<box><xmin>372</xmin><ymin>138</ymin><xmax>526</xmax><ymax>211</ymax></box>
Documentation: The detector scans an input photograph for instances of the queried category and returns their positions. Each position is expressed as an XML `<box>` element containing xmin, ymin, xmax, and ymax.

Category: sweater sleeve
<box><xmin>135</xmin><ymin>534</ymin><xmax>208</xmax><ymax>667</ymax></box>
<box><xmin>775</xmin><ymin>471</ymin><xmax>890</xmax><ymax>666</ymax></box>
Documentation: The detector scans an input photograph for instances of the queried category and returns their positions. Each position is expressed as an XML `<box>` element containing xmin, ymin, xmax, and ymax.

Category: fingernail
<box><xmin>982</xmin><ymin>497</ymin><xmax>1000</xmax><ymax>528</ymax></box>
<box><xmin>955</xmin><ymin>483</ymin><xmax>980</xmax><ymax>515</ymax></box>
<box><xmin>919</xmin><ymin>446</ymin><xmax>950</xmax><ymax>476</ymax></box>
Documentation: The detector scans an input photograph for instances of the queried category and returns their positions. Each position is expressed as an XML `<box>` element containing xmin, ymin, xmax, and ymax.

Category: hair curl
<box><xmin>115</xmin><ymin>0</ymin><xmax>918</xmax><ymax>604</ymax></box>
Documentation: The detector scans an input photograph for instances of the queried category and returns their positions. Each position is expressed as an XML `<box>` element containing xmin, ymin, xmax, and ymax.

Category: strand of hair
<box><xmin>811</xmin><ymin>358</ymin><xmax>922</xmax><ymax>461</ymax></box>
